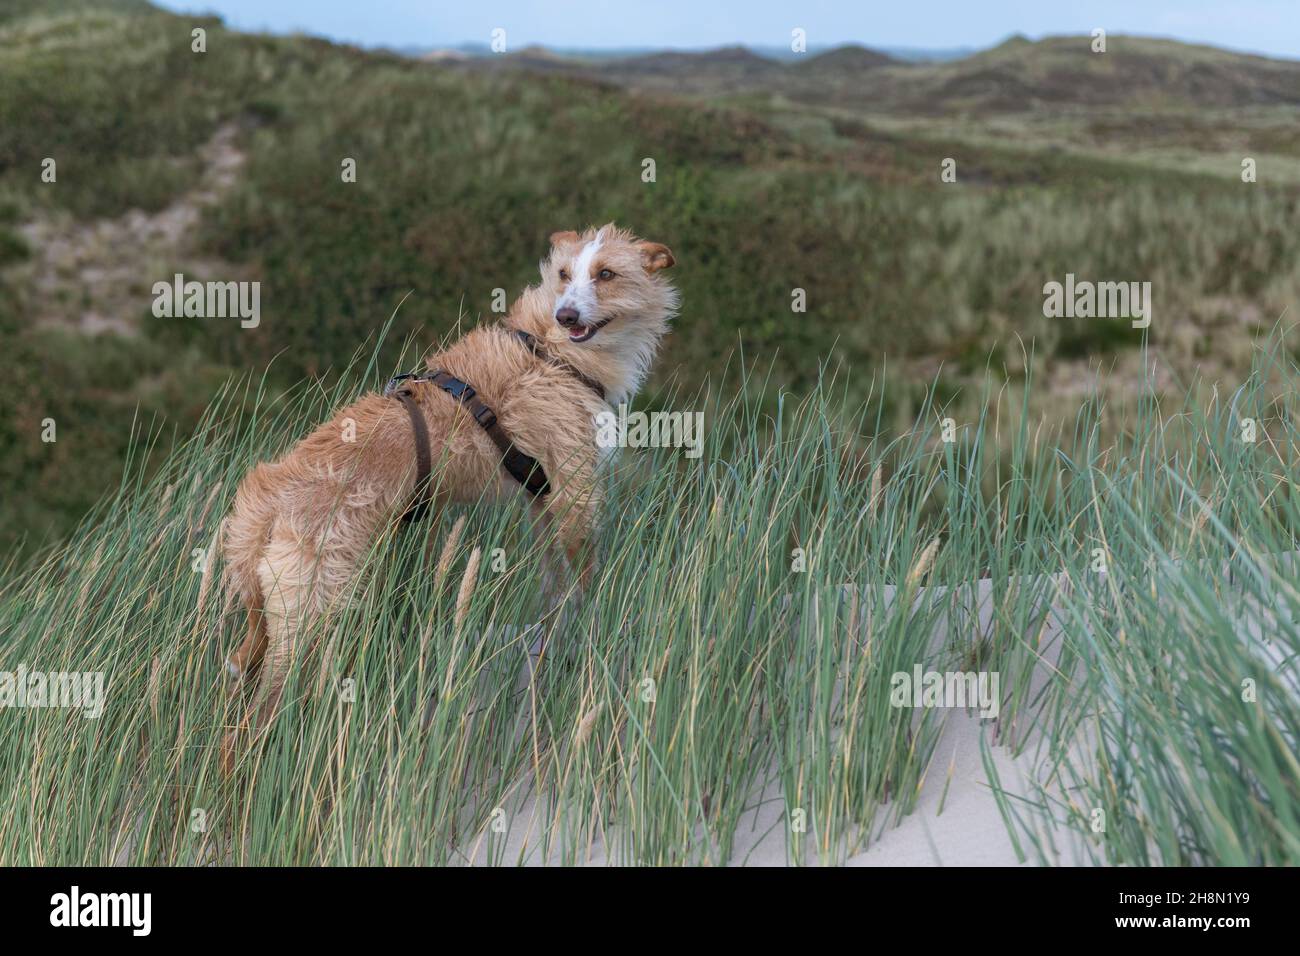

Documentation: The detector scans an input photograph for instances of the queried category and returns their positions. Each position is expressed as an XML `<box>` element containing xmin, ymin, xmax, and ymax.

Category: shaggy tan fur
<box><xmin>216</xmin><ymin>224</ymin><xmax>677</xmax><ymax>775</ymax></box>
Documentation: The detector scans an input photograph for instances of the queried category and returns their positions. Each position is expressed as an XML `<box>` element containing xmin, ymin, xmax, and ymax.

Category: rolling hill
<box><xmin>447</xmin><ymin>32</ymin><xmax>1300</xmax><ymax>115</ymax></box>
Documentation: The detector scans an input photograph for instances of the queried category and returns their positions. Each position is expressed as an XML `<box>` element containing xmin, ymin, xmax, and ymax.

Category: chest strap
<box><xmin>387</xmin><ymin>370</ymin><xmax>549</xmax><ymax>523</ymax></box>
<box><xmin>392</xmin><ymin>389</ymin><xmax>435</xmax><ymax>522</ymax></box>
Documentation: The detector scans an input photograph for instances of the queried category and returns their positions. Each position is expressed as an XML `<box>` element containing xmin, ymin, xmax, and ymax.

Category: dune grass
<box><xmin>0</xmin><ymin>326</ymin><xmax>1297</xmax><ymax>865</ymax></box>
<box><xmin>984</xmin><ymin>354</ymin><xmax>1300</xmax><ymax>864</ymax></box>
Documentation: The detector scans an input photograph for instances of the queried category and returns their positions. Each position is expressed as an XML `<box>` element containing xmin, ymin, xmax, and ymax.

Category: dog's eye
<box><xmin>559</xmin><ymin>269</ymin><xmax>570</xmax><ymax>282</ymax></box>
<box><xmin>598</xmin><ymin>269</ymin><xmax>615</xmax><ymax>281</ymax></box>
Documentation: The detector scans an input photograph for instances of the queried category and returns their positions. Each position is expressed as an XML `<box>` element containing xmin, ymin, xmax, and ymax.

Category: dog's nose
<box><xmin>555</xmin><ymin>307</ymin><xmax>580</xmax><ymax>328</ymax></box>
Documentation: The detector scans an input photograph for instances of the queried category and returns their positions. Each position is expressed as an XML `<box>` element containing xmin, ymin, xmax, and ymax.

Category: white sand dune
<box><xmin>458</xmin><ymin>554</ymin><xmax>1297</xmax><ymax>865</ymax></box>
<box><xmin>458</xmin><ymin>574</ymin><xmax>1107</xmax><ymax>866</ymax></box>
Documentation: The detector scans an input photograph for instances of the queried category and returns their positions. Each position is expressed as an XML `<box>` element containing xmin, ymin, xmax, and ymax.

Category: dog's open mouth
<box><xmin>565</xmin><ymin>317</ymin><xmax>612</xmax><ymax>343</ymax></box>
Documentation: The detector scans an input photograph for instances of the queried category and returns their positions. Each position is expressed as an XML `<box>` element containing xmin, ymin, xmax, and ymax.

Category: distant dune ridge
<box><xmin>434</xmin><ymin>32</ymin><xmax>1300</xmax><ymax>112</ymax></box>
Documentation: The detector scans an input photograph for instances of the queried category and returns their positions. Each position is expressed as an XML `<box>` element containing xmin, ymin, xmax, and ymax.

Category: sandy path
<box><xmin>10</xmin><ymin>123</ymin><xmax>246</xmax><ymax>336</ymax></box>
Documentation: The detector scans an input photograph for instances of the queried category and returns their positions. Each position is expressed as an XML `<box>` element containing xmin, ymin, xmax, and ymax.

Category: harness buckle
<box><xmin>384</xmin><ymin>372</ymin><xmax>423</xmax><ymax>397</ymax></box>
<box><xmin>441</xmin><ymin>378</ymin><xmax>476</xmax><ymax>403</ymax></box>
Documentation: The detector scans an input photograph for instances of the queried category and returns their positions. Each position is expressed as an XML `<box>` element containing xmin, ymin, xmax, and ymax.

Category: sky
<box><xmin>153</xmin><ymin>1</ymin><xmax>1300</xmax><ymax>58</ymax></box>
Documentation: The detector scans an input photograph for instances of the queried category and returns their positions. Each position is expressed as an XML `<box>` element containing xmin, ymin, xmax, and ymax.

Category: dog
<box><xmin>214</xmin><ymin>224</ymin><xmax>677</xmax><ymax>775</ymax></box>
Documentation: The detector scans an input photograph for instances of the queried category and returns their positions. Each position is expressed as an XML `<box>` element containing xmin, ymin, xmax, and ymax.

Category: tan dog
<box><xmin>216</xmin><ymin>224</ymin><xmax>677</xmax><ymax>774</ymax></box>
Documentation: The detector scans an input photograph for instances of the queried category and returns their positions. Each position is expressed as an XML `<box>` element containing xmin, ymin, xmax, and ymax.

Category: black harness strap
<box><xmin>385</xmin><ymin>371</ymin><xmax>548</xmax><ymax>522</ymax></box>
<box><xmin>393</xmin><ymin>388</ymin><xmax>433</xmax><ymax>523</ymax></box>
<box><xmin>427</xmin><ymin>370</ymin><xmax>550</xmax><ymax>498</ymax></box>
<box><xmin>385</xmin><ymin>328</ymin><xmax>607</xmax><ymax>521</ymax></box>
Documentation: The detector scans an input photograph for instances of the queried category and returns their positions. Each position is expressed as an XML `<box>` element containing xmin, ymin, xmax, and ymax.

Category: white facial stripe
<box><xmin>572</xmin><ymin>231</ymin><xmax>604</xmax><ymax>283</ymax></box>
<box><xmin>556</xmin><ymin>231</ymin><xmax>605</xmax><ymax>322</ymax></box>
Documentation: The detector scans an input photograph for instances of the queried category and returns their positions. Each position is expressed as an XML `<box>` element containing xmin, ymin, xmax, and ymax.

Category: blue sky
<box><xmin>154</xmin><ymin>1</ymin><xmax>1300</xmax><ymax>58</ymax></box>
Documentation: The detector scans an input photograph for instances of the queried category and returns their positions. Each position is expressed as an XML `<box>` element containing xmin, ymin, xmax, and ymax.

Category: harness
<box><xmin>385</xmin><ymin>329</ymin><xmax>606</xmax><ymax>523</ymax></box>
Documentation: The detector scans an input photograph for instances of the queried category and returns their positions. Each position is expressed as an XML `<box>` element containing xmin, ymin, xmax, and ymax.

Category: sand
<box><xmin>457</xmin><ymin>573</ymin><xmax>1105</xmax><ymax>866</ymax></box>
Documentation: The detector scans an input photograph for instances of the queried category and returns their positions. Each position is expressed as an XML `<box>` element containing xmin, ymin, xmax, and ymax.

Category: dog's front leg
<box><xmin>532</xmin><ymin>475</ymin><xmax>601</xmax><ymax>602</ymax></box>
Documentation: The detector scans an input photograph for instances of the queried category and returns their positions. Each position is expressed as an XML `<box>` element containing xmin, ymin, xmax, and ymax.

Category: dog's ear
<box><xmin>550</xmin><ymin>230</ymin><xmax>579</xmax><ymax>248</ymax></box>
<box><xmin>638</xmin><ymin>242</ymin><xmax>675</xmax><ymax>273</ymax></box>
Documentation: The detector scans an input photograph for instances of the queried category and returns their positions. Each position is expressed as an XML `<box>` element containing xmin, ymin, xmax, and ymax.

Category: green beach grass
<box><xmin>1</xmin><ymin>325</ymin><xmax>1297</xmax><ymax>865</ymax></box>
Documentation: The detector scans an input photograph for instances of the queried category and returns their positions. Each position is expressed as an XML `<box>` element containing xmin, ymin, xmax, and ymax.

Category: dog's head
<box><xmin>543</xmin><ymin>224</ymin><xmax>677</xmax><ymax>346</ymax></box>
